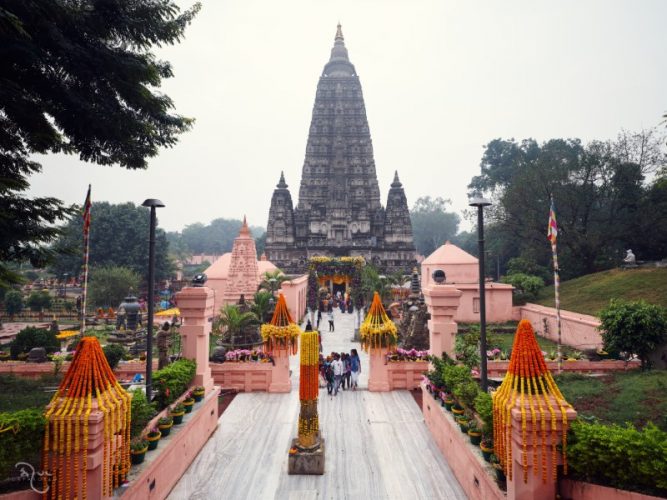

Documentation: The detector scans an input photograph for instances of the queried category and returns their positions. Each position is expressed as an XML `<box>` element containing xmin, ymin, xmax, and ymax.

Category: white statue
<box><xmin>623</xmin><ymin>249</ymin><xmax>636</xmax><ymax>264</ymax></box>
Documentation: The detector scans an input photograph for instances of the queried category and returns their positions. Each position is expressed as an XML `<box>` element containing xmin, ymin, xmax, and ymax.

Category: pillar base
<box><xmin>288</xmin><ymin>437</ymin><xmax>325</xmax><ymax>475</ymax></box>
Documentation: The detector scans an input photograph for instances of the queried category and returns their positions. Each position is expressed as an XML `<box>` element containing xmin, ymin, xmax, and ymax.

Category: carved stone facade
<box><xmin>222</xmin><ymin>217</ymin><xmax>260</xmax><ymax>304</ymax></box>
<box><xmin>266</xmin><ymin>25</ymin><xmax>416</xmax><ymax>274</ymax></box>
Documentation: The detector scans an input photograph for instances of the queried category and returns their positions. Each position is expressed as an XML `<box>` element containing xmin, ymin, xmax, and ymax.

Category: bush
<box><xmin>474</xmin><ymin>391</ymin><xmax>493</xmax><ymax>434</ymax></box>
<box><xmin>26</xmin><ymin>291</ymin><xmax>52</xmax><ymax>312</ymax></box>
<box><xmin>103</xmin><ymin>344</ymin><xmax>126</xmax><ymax>370</ymax></box>
<box><xmin>453</xmin><ymin>380</ymin><xmax>480</xmax><ymax>409</ymax></box>
<box><xmin>0</xmin><ymin>409</ymin><xmax>46</xmax><ymax>481</ymax></box>
<box><xmin>9</xmin><ymin>327</ymin><xmax>59</xmax><ymax>359</ymax></box>
<box><xmin>4</xmin><ymin>291</ymin><xmax>23</xmax><ymax>317</ymax></box>
<box><xmin>153</xmin><ymin>358</ymin><xmax>196</xmax><ymax>409</ymax></box>
<box><xmin>568</xmin><ymin>420</ymin><xmax>667</xmax><ymax>496</ymax></box>
<box><xmin>501</xmin><ymin>272</ymin><xmax>545</xmax><ymax>305</ymax></box>
<box><xmin>599</xmin><ymin>299</ymin><xmax>667</xmax><ymax>370</ymax></box>
<box><xmin>129</xmin><ymin>389</ymin><xmax>156</xmax><ymax>439</ymax></box>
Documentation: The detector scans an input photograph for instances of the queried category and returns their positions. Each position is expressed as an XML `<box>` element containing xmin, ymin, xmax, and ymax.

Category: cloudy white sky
<box><xmin>27</xmin><ymin>0</ymin><xmax>667</xmax><ymax>232</ymax></box>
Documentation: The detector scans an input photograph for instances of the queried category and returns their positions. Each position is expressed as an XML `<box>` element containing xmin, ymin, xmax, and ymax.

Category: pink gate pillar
<box><xmin>269</xmin><ymin>351</ymin><xmax>291</xmax><ymax>393</ymax></box>
<box><xmin>423</xmin><ymin>284</ymin><xmax>462</xmax><ymax>358</ymax></box>
<box><xmin>175</xmin><ymin>286</ymin><xmax>215</xmax><ymax>394</ymax></box>
<box><xmin>368</xmin><ymin>348</ymin><xmax>390</xmax><ymax>392</ymax></box>
<box><xmin>507</xmin><ymin>397</ymin><xmax>577</xmax><ymax>500</ymax></box>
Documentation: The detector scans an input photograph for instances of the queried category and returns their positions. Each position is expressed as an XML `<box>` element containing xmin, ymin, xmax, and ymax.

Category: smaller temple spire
<box><xmin>391</xmin><ymin>170</ymin><xmax>402</xmax><ymax>188</ymax></box>
<box><xmin>277</xmin><ymin>171</ymin><xmax>288</xmax><ymax>189</ymax></box>
<box><xmin>335</xmin><ymin>22</ymin><xmax>344</xmax><ymax>41</ymax></box>
<box><xmin>240</xmin><ymin>215</ymin><xmax>250</xmax><ymax>236</ymax></box>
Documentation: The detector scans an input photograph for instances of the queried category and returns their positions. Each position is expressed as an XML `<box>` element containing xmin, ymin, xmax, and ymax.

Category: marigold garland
<box><xmin>297</xmin><ymin>329</ymin><xmax>320</xmax><ymax>448</ymax></box>
<box><xmin>260</xmin><ymin>294</ymin><xmax>300</xmax><ymax>355</ymax></box>
<box><xmin>360</xmin><ymin>292</ymin><xmax>398</xmax><ymax>352</ymax></box>
<box><xmin>492</xmin><ymin>320</ymin><xmax>572</xmax><ymax>484</ymax></box>
<box><xmin>42</xmin><ymin>336</ymin><xmax>131</xmax><ymax>499</ymax></box>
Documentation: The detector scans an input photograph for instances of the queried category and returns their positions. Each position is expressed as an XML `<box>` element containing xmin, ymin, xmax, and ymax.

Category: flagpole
<box><xmin>81</xmin><ymin>185</ymin><xmax>91</xmax><ymax>334</ymax></box>
<box><xmin>551</xmin><ymin>241</ymin><xmax>563</xmax><ymax>374</ymax></box>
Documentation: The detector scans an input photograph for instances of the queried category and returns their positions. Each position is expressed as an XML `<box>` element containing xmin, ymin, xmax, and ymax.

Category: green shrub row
<box><xmin>129</xmin><ymin>388</ymin><xmax>156</xmax><ymax>439</ymax></box>
<box><xmin>568</xmin><ymin>419</ymin><xmax>667</xmax><ymax>497</ymax></box>
<box><xmin>152</xmin><ymin>358</ymin><xmax>196</xmax><ymax>409</ymax></box>
<box><xmin>0</xmin><ymin>409</ymin><xmax>46</xmax><ymax>481</ymax></box>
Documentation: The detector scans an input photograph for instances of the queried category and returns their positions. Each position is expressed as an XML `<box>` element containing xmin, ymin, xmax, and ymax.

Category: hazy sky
<box><xmin>27</xmin><ymin>0</ymin><xmax>667</xmax><ymax>233</ymax></box>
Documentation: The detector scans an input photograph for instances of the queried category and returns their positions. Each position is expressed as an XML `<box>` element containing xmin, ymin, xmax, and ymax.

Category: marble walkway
<box><xmin>168</xmin><ymin>310</ymin><xmax>466</xmax><ymax>500</ymax></box>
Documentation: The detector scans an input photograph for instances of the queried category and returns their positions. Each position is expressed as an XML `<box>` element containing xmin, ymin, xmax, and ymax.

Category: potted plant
<box><xmin>0</xmin><ymin>351</ymin><xmax>9</xmax><ymax>361</ymax></box>
<box><xmin>467</xmin><ymin>422</ymin><xmax>482</xmax><ymax>445</ymax></box>
<box><xmin>130</xmin><ymin>438</ymin><xmax>149</xmax><ymax>465</ymax></box>
<box><xmin>480</xmin><ymin>437</ymin><xmax>494</xmax><ymax>462</ymax></box>
<box><xmin>158</xmin><ymin>416</ymin><xmax>173</xmax><ymax>437</ymax></box>
<box><xmin>170</xmin><ymin>403</ymin><xmax>185</xmax><ymax>425</ymax></box>
<box><xmin>146</xmin><ymin>428</ymin><xmax>161</xmax><ymax>451</ymax></box>
<box><xmin>192</xmin><ymin>386</ymin><xmax>205</xmax><ymax>403</ymax></box>
<box><xmin>455</xmin><ymin>415</ymin><xmax>469</xmax><ymax>434</ymax></box>
<box><xmin>443</xmin><ymin>394</ymin><xmax>454</xmax><ymax>412</ymax></box>
<box><xmin>182</xmin><ymin>394</ymin><xmax>195</xmax><ymax>414</ymax></box>
<box><xmin>452</xmin><ymin>403</ymin><xmax>465</xmax><ymax>416</ymax></box>
<box><xmin>490</xmin><ymin>454</ymin><xmax>506</xmax><ymax>483</ymax></box>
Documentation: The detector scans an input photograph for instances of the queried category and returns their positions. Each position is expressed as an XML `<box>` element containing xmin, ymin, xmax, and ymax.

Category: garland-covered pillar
<box><xmin>261</xmin><ymin>293</ymin><xmax>299</xmax><ymax>393</ymax></box>
<box><xmin>175</xmin><ymin>286</ymin><xmax>215</xmax><ymax>394</ymax></box>
<box><xmin>362</xmin><ymin>292</ymin><xmax>398</xmax><ymax>392</ymax></box>
<box><xmin>493</xmin><ymin>320</ymin><xmax>577</xmax><ymax>500</ymax></box>
<box><xmin>422</xmin><ymin>284</ymin><xmax>461</xmax><ymax>358</ymax></box>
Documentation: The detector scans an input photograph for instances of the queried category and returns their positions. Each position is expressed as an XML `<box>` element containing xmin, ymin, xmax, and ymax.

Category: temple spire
<box><xmin>277</xmin><ymin>171</ymin><xmax>288</xmax><ymax>189</ymax></box>
<box><xmin>391</xmin><ymin>170</ymin><xmax>402</xmax><ymax>188</ymax></box>
<box><xmin>335</xmin><ymin>22</ymin><xmax>344</xmax><ymax>42</ymax></box>
<box><xmin>240</xmin><ymin>215</ymin><xmax>250</xmax><ymax>236</ymax></box>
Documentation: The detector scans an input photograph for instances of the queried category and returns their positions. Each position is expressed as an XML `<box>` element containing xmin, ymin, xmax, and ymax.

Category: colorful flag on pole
<box><xmin>83</xmin><ymin>184</ymin><xmax>92</xmax><ymax>235</ymax></box>
<box><xmin>547</xmin><ymin>198</ymin><xmax>558</xmax><ymax>245</ymax></box>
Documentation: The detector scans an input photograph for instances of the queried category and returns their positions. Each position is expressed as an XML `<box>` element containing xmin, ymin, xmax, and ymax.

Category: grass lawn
<box><xmin>555</xmin><ymin>370</ymin><xmax>667</xmax><ymax>431</ymax></box>
<box><xmin>491</xmin><ymin>333</ymin><xmax>576</xmax><ymax>357</ymax></box>
<box><xmin>535</xmin><ymin>267</ymin><xmax>667</xmax><ymax>316</ymax></box>
<box><xmin>0</xmin><ymin>374</ymin><xmax>62</xmax><ymax>413</ymax></box>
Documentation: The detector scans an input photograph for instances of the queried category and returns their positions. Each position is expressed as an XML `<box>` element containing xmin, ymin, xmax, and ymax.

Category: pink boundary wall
<box><xmin>280</xmin><ymin>274</ymin><xmax>308</xmax><ymax>323</ymax></box>
<box><xmin>120</xmin><ymin>388</ymin><xmax>220</xmax><ymax>500</ymax></box>
<box><xmin>559</xmin><ymin>479</ymin><xmax>665</xmax><ymax>500</ymax></box>
<box><xmin>422</xmin><ymin>385</ymin><xmax>505</xmax><ymax>500</ymax></box>
<box><xmin>210</xmin><ymin>358</ymin><xmax>291</xmax><ymax>393</ymax></box>
<box><xmin>386</xmin><ymin>361</ymin><xmax>428</xmax><ymax>390</ymax></box>
<box><xmin>519</xmin><ymin>303</ymin><xmax>603</xmax><ymax>350</ymax></box>
<box><xmin>487</xmin><ymin>359</ymin><xmax>641</xmax><ymax>377</ymax></box>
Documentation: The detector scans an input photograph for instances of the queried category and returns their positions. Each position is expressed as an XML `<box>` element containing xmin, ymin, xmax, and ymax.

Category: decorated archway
<box><xmin>306</xmin><ymin>256</ymin><xmax>365</xmax><ymax>311</ymax></box>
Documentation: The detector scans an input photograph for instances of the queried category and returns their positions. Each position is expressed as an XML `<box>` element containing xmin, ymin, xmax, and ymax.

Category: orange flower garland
<box><xmin>43</xmin><ymin>337</ymin><xmax>131</xmax><ymax>499</ymax></box>
<box><xmin>297</xmin><ymin>329</ymin><xmax>320</xmax><ymax>448</ymax></box>
<box><xmin>492</xmin><ymin>320</ymin><xmax>572</xmax><ymax>484</ymax></box>
<box><xmin>260</xmin><ymin>294</ymin><xmax>301</xmax><ymax>355</ymax></box>
<box><xmin>360</xmin><ymin>292</ymin><xmax>398</xmax><ymax>352</ymax></box>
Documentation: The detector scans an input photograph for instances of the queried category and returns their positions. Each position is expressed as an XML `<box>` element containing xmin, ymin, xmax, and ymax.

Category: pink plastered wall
<box><xmin>559</xmin><ymin>479</ymin><xmax>665</xmax><ymax>500</ymax></box>
<box><xmin>280</xmin><ymin>274</ymin><xmax>308</xmax><ymax>322</ymax></box>
<box><xmin>520</xmin><ymin>303</ymin><xmax>603</xmax><ymax>350</ymax></box>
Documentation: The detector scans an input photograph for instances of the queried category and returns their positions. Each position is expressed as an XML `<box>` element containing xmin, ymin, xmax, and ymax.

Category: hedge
<box><xmin>567</xmin><ymin>419</ymin><xmax>667</xmax><ymax>497</ymax></box>
<box><xmin>0</xmin><ymin>409</ymin><xmax>46</xmax><ymax>481</ymax></box>
<box><xmin>152</xmin><ymin>358</ymin><xmax>196</xmax><ymax>409</ymax></box>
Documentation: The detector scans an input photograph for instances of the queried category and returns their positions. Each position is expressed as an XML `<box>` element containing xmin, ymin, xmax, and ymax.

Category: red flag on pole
<box><xmin>547</xmin><ymin>198</ymin><xmax>558</xmax><ymax>245</ymax></box>
<box><xmin>83</xmin><ymin>184</ymin><xmax>92</xmax><ymax>235</ymax></box>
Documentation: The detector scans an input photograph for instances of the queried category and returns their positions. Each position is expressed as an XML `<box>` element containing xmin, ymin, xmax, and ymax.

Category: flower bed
<box><xmin>385</xmin><ymin>348</ymin><xmax>429</xmax><ymax>363</ymax></box>
<box><xmin>223</xmin><ymin>349</ymin><xmax>274</xmax><ymax>364</ymax></box>
<box><xmin>487</xmin><ymin>358</ymin><xmax>641</xmax><ymax>377</ymax></box>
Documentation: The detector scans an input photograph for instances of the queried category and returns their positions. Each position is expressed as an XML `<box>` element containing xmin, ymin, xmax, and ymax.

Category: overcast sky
<box><xmin>27</xmin><ymin>0</ymin><xmax>667</xmax><ymax>233</ymax></box>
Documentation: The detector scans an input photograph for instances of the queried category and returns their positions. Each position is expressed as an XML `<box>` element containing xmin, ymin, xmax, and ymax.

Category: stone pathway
<box><xmin>168</xmin><ymin>309</ymin><xmax>465</xmax><ymax>500</ymax></box>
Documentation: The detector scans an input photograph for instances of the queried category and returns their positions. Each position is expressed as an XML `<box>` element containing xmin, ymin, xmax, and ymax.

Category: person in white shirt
<box><xmin>332</xmin><ymin>353</ymin><xmax>344</xmax><ymax>395</ymax></box>
<box><xmin>327</xmin><ymin>310</ymin><xmax>334</xmax><ymax>332</ymax></box>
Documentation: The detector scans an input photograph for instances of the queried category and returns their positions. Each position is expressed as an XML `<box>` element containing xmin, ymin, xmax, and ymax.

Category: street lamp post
<box><xmin>142</xmin><ymin>198</ymin><xmax>165</xmax><ymax>401</ymax></box>
<box><xmin>469</xmin><ymin>196</ymin><xmax>492</xmax><ymax>392</ymax></box>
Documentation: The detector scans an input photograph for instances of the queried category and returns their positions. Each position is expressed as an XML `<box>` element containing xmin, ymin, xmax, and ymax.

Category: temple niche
<box><xmin>265</xmin><ymin>24</ymin><xmax>416</xmax><ymax>275</ymax></box>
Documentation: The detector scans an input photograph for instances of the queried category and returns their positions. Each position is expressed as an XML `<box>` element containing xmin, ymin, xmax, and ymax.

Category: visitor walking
<box><xmin>323</xmin><ymin>356</ymin><xmax>334</xmax><ymax>395</ymax></box>
<box><xmin>350</xmin><ymin>348</ymin><xmax>361</xmax><ymax>390</ymax></box>
<box><xmin>328</xmin><ymin>310</ymin><xmax>334</xmax><ymax>332</ymax></box>
<box><xmin>342</xmin><ymin>353</ymin><xmax>352</xmax><ymax>390</ymax></box>
<box><xmin>332</xmin><ymin>353</ymin><xmax>344</xmax><ymax>395</ymax></box>
<box><xmin>317</xmin><ymin>309</ymin><xmax>322</xmax><ymax>328</ymax></box>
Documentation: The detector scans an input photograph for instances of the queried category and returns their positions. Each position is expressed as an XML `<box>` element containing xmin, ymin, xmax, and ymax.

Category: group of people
<box><xmin>320</xmin><ymin>349</ymin><xmax>361</xmax><ymax>396</ymax></box>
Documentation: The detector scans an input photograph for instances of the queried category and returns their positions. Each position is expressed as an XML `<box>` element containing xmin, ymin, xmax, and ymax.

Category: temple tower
<box><xmin>223</xmin><ymin>216</ymin><xmax>260</xmax><ymax>303</ymax></box>
<box><xmin>266</xmin><ymin>24</ymin><xmax>416</xmax><ymax>274</ymax></box>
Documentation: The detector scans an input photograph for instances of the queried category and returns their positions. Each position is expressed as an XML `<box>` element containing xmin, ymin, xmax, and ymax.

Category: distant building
<box><xmin>265</xmin><ymin>24</ymin><xmax>416</xmax><ymax>275</ymax></box>
<box><xmin>421</xmin><ymin>242</ymin><xmax>514</xmax><ymax>323</ymax></box>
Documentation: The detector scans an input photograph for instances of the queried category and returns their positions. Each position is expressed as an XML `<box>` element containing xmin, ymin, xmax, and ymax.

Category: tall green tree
<box><xmin>167</xmin><ymin>218</ymin><xmax>266</xmax><ymax>256</ymax></box>
<box><xmin>0</xmin><ymin>0</ymin><xmax>200</xmax><ymax>287</ymax></box>
<box><xmin>468</xmin><ymin>130</ymin><xmax>666</xmax><ymax>279</ymax></box>
<box><xmin>88</xmin><ymin>266</ymin><xmax>140</xmax><ymax>308</ymax></box>
<box><xmin>410</xmin><ymin>196</ymin><xmax>460</xmax><ymax>257</ymax></box>
<box><xmin>49</xmin><ymin>202</ymin><xmax>173</xmax><ymax>282</ymax></box>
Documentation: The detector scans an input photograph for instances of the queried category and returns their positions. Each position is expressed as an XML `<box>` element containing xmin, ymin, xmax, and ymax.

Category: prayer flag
<box><xmin>547</xmin><ymin>198</ymin><xmax>558</xmax><ymax>245</ymax></box>
<box><xmin>83</xmin><ymin>184</ymin><xmax>92</xmax><ymax>235</ymax></box>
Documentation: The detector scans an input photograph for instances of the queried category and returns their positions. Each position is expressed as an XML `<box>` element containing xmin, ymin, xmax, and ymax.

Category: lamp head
<box><xmin>142</xmin><ymin>199</ymin><xmax>165</xmax><ymax>208</ymax></box>
<box><xmin>468</xmin><ymin>197</ymin><xmax>492</xmax><ymax>208</ymax></box>
<box><xmin>192</xmin><ymin>273</ymin><xmax>207</xmax><ymax>287</ymax></box>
